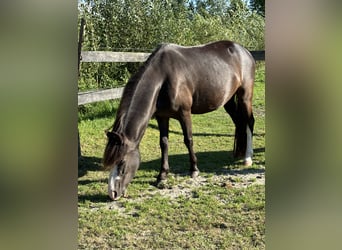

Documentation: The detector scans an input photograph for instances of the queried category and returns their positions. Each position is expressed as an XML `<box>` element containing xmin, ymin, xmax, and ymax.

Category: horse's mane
<box><xmin>109</xmin><ymin>44</ymin><xmax>167</xmax><ymax>133</ymax></box>
<box><xmin>103</xmin><ymin>44</ymin><xmax>167</xmax><ymax>168</ymax></box>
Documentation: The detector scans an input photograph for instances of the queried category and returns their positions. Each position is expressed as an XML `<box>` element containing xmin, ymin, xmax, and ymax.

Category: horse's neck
<box><xmin>121</xmin><ymin>69</ymin><xmax>163</xmax><ymax>144</ymax></box>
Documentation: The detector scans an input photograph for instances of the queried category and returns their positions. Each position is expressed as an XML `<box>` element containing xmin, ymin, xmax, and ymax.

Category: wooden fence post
<box><xmin>78</xmin><ymin>18</ymin><xmax>85</xmax><ymax>158</ymax></box>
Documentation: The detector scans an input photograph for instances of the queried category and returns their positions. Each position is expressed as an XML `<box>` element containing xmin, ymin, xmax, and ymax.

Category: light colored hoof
<box><xmin>244</xmin><ymin>157</ymin><xmax>253</xmax><ymax>167</ymax></box>
<box><xmin>191</xmin><ymin>170</ymin><xmax>200</xmax><ymax>178</ymax></box>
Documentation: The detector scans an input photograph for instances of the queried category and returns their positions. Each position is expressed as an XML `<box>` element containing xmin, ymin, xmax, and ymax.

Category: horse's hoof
<box><xmin>122</xmin><ymin>189</ymin><xmax>129</xmax><ymax>198</ymax></box>
<box><xmin>156</xmin><ymin>179</ymin><xmax>167</xmax><ymax>189</ymax></box>
<box><xmin>244</xmin><ymin>158</ymin><xmax>253</xmax><ymax>167</ymax></box>
<box><xmin>191</xmin><ymin>171</ymin><xmax>200</xmax><ymax>178</ymax></box>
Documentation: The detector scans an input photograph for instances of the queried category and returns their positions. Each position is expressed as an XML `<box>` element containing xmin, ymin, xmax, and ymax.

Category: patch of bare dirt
<box><xmin>154</xmin><ymin>168</ymin><xmax>265</xmax><ymax>199</ymax></box>
<box><xmin>99</xmin><ymin>167</ymin><xmax>265</xmax><ymax>214</ymax></box>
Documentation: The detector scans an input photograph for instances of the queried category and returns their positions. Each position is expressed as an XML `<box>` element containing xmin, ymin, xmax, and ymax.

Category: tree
<box><xmin>77</xmin><ymin>0</ymin><xmax>264</xmax><ymax>90</ymax></box>
<box><xmin>249</xmin><ymin>0</ymin><xmax>265</xmax><ymax>17</ymax></box>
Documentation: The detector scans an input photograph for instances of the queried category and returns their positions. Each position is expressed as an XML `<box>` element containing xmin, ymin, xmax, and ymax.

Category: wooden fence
<box><xmin>78</xmin><ymin>50</ymin><xmax>264</xmax><ymax>156</ymax></box>
<box><xmin>77</xmin><ymin>18</ymin><xmax>265</xmax><ymax>157</ymax></box>
<box><xmin>78</xmin><ymin>50</ymin><xmax>265</xmax><ymax>106</ymax></box>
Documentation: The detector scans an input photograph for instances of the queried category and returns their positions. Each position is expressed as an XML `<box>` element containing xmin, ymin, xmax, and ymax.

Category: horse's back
<box><xmin>160</xmin><ymin>41</ymin><xmax>254</xmax><ymax>83</ymax></box>
<box><xmin>155</xmin><ymin>41</ymin><xmax>255</xmax><ymax>114</ymax></box>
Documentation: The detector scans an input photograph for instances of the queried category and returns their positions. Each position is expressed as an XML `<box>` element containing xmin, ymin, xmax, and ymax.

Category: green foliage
<box><xmin>78</xmin><ymin>0</ymin><xmax>264</xmax><ymax>91</ymax></box>
<box><xmin>249</xmin><ymin>0</ymin><xmax>265</xmax><ymax>17</ymax></box>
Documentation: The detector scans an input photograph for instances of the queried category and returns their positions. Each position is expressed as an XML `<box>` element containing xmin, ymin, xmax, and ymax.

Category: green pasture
<box><xmin>78</xmin><ymin>63</ymin><xmax>265</xmax><ymax>249</ymax></box>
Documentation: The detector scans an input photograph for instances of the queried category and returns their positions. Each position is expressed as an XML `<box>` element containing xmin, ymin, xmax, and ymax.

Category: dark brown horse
<box><xmin>103</xmin><ymin>41</ymin><xmax>255</xmax><ymax>200</ymax></box>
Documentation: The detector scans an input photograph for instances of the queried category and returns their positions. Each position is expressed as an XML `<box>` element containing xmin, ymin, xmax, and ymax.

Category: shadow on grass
<box><xmin>78</xmin><ymin>147</ymin><xmax>265</xmax><ymax>178</ymax></box>
<box><xmin>138</xmin><ymin>147</ymin><xmax>265</xmax><ymax>175</ymax></box>
<box><xmin>78</xmin><ymin>156</ymin><xmax>110</xmax><ymax>203</ymax></box>
<box><xmin>78</xmin><ymin>193</ymin><xmax>111</xmax><ymax>203</ymax></box>
<box><xmin>78</xmin><ymin>156</ymin><xmax>103</xmax><ymax>178</ymax></box>
<box><xmin>78</xmin><ymin>147</ymin><xmax>265</xmax><ymax>203</ymax></box>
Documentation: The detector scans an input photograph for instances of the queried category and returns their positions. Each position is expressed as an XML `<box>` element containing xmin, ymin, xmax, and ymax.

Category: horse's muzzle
<box><xmin>109</xmin><ymin>190</ymin><xmax>119</xmax><ymax>200</ymax></box>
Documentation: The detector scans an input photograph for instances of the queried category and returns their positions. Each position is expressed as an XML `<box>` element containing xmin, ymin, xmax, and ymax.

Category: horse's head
<box><xmin>103</xmin><ymin>131</ymin><xmax>140</xmax><ymax>200</ymax></box>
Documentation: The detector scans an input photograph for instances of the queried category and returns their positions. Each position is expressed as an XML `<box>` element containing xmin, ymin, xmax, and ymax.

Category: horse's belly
<box><xmin>191</xmin><ymin>95</ymin><xmax>228</xmax><ymax>114</ymax></box>
<box><xmin>190</xmin><ymin>80</ymin><xmax>239</xmax><ymax>114</ymax></box>
<box><xmin>191</xmin><ymin>105</ymin><xmax>218</xmax><ymax>114</ymax></box>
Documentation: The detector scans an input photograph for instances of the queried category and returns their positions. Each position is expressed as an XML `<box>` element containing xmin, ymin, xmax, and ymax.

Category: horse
<box><xmin>103</xmin><ymin>40</ymin><xmax>255</xmax><ymax>200</ymax></box>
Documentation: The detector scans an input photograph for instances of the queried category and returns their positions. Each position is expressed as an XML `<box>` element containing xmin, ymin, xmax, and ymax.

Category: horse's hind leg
<box><xmin>178</xmin><ymin>110</ymin><xmax>200</xmax><ymax>178</ymax></box>
<box><xmin>156</xmin><ymin>116</ymin><xmax>170</xmax><ymax>183</ymax></box>
<box><xmin>238</xmin><ymin>85</ymin><xmax>254</xmax><ymax>166</ymax></box>
<box><xmin>224</xmin><ymin>87</ymin><xmax>254</xmax><ymax>166</ymax></box>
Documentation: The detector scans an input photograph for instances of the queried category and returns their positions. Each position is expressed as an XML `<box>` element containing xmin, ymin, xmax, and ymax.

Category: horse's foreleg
<box><xmin>156</xmin><ymin>116</ymin><xmax>170</xmax><ymax>182</ymax></box>
<box><xmin>179</xmin><ymin>111</ymin><xmax>199</xmax><ymax>178</ymax></box>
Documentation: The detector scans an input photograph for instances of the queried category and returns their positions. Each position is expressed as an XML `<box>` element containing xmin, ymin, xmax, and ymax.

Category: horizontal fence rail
<box><xmin>81</xmin><ymin>51</ymin><xmax>150</xmax><ymax>63</ymax></box>
<box><xmin>78</xmin><ymin>50</ymin><xmax>265</xmax><ymax>105</ymax></box>
<box><xmin>78</xmin><ymin>88</ymin><xmax>124</xmax><ymax>105</ymax></box>
<box><xmin>81</xmin><ymin>50</ymin><xmax>265</xmax><ymax>63</ymax></box>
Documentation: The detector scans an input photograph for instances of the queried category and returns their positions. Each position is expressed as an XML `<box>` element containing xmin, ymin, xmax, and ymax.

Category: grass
<box><xmin>78</xmin><ymin>63</ymin><xmax>265</xmax><ymax>249</ymax></box>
